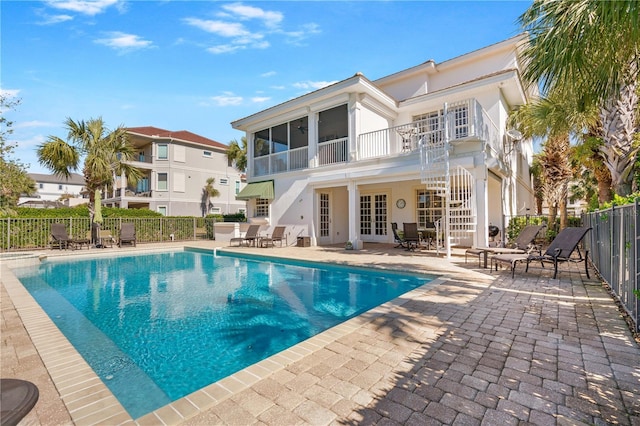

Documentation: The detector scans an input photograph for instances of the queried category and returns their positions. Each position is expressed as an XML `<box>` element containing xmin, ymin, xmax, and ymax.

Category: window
<box><xmin>318</xmin><ymin>104</ymin><xmax>348</xmax><ymax>142</ymax></box>
<box><xmin>416</xmin><ymin>189</ymin><xmax>443</xmax><ymax>228</ymax></box>
<box><xmin>58</xmin><ymin>184</ymin><xmax>63</xmax><ymax>190</ymax></box>
<box><xmin>255</xmin><ymin>198</ymin><xmax>269</xmax><ymax>217</ymax></box>
<box><xmin>203</xmin><ymin>151</ymin><xmax>212</xmax><ymax>158</ymax></box>
<box><xmin>157</xmin><ymin>144</ymin><xmax>168</xmax><ymax>160</ymax></box>
<box><xmin>210</xmin><ymin>206</ymin><xmax>221</xmax><ymax>214</ymax></box>
<box><xmin>235</xmin><ymin>181</ymin><xmax>240</xmax><ymax>194</ymax></box>
<box><xmin>157</xmin><ymin>173</ymin><xmax>168</xmax><ymax>191</ymax></box>
<box><xmin>39</xmin><ymin>183</ymin><xmax>43</xmax><ymax>189</ymax></box>
<box><xmin>157</xmin><ymin>206</ymin><xmax>167</xmax><ymax>216</ymax></box>
<box><xmin>219</xmin><ymin>178</ymin><xmax>228</xmax><ymax>185</ymax></box>
<box><xmin>413</xmin><ymin>103</ymin><xmax>469</xmax><ymax>142</ymax></box>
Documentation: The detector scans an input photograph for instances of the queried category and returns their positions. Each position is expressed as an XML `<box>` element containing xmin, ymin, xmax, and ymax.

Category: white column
<box><xmin>347</xmin><ymin>180</ymin><xmax>361</xmax><ymax>249</ymax></box>
<box><xmin>307</xmin><ymin>111</ymin><xmax>317</xmax><ymax>168</ymax></box>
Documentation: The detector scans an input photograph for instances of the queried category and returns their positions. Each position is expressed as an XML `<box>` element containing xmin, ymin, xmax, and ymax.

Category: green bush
<box><xmin>222</xmin><ymin>212</ymin><xmax>246</xmax><ymax>222</ymax></box>
<box><xmin>506</xmin><ymin>215</ymin><xmax>582</xmax><ymax>244</ymax></box>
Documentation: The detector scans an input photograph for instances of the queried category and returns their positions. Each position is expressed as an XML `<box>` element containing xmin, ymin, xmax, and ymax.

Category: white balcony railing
<box><xmin>249</xmin><ymin>99</ymin><xmax>501</xmax><ymax>178</ymax></box>
<box><xmin>357</xmin><ymin>98</ymin><xmax>500</xmax><ymax>161</ymax></box>
<box><xmin>318</xmin><ymin>137</ymin><xmax>348</xmax><ymax>166</ymax></box>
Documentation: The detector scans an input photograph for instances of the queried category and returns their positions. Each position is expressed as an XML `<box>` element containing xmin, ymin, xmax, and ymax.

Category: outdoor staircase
<box><xmin>418</xmin><ymin>103</ymin><xmax>477</xmax><ymax>257</ymax></box>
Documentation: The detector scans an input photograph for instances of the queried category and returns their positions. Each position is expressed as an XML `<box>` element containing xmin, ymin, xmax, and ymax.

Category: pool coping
<box><xmin>2</xmin><ymin>246</ymin><xmax>446</xmax><ymax>425</ymax></box>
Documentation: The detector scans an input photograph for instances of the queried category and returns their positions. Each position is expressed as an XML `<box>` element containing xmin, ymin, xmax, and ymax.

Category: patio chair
<box><xmin>0</xmin><ymin>379</ymin><xmax>39</xmax><ymax>426</ymax></box>
<box><xmin>50</xmin><ymin>223</ymin><xmax>90</xmax><ymax>250</ymax></box>
<box><xmin>391</xmin><ymin>223</ymin><xmax>408</xmax><ymax>249</ymax></box>
<box><xmin>465</xmin><ymin>224</ymin><xmax>545</xmax><ymax>268</ymax></box>
<box><xmin>50</xmin><ymin>223</ymin><xmax>72</xmax><ymax>250</ymax></box>
<box><xmin>492</xmin><ymin>226</ymin><xmax>591</xmax><ymax>279</ymax></box>
<box><xmin>403</xmin><ymin>222</ymin><xmax>421</xmax><ymax>251</ymax></box>
<box><xmin>118</xmin><ymin>223</ymin><xmax>137</xmax><ymax>247</ymax></box>
<box><xmin>260</xmin><ymin>226</ymin><xmax>287</xmax><ymax>247</ymax></box>
<box><xmin>240</xmin><ymin>224</ymin><xmax>261</xmax><ymax>247</ymax></box>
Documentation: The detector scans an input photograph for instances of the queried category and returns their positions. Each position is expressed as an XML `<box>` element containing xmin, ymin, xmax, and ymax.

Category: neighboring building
<box><xmin>231</xmin><ymin>35</ymin><xmax>536</xmax><ymax>254</ymax></box>
<box><xmin>19</xmin><ymin>173</ymin><xmax>87</xmax><ymax>208</ymax></box>
<box><xmin>104</xmin><ymin>127</ymin><xmax>246</xmax><ymax>216</ymax></box>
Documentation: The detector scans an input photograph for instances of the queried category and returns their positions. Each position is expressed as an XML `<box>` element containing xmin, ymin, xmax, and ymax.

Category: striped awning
<box><xmin>236</xmin><ymin>181</ymin><xmax>274</xmax><ymax>200</ymax></box>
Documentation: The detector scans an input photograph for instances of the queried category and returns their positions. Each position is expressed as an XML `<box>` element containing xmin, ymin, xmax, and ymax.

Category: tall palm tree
<box><xmin>509</xmin><ymin>89</ymin><xmax>595</xmax><ymax>229</ymax></box>
<box><xmin>37</xmin><ymin>117</ymin><xmax>142</xmax><ymax>216</ymax></box>
<box><xmin>519</xmin><ymin>0</ymin><xmax>640</xmax><ymax>195</ymax></box>
<box><xmin>201</xmin><ymin>177</ymin><xmax>221</xmax><ymax>217</ymax></box>
<box><xmin>226</xmin><ymin>137</ymin><xmax>247</xmax><ymax>173</ymax></box>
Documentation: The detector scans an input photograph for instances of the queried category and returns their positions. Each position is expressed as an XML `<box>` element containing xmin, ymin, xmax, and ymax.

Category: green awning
<box><xmin>236</xmin><ymin>181</ymin><xmax>274</xmax><ymax>200</ymax></box>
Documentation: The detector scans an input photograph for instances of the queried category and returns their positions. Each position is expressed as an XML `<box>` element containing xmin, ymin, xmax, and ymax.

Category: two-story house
<box><xmin>104</xmin><ymin>127</ymin><xmax>246</xmax><ymax>217</ymax></box>
<box><xmin>231</xmin><ymin>35</ymin><xmax>536</xmax><ymax>255</ymax></box>
<box><xmin>19</xmin><ymin>173</ymin><xmax>87</xmax><ymax>207</ymax></box>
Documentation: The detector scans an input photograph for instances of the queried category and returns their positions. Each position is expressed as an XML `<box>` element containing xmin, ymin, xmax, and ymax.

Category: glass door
<box><xmin>318</xmin><ymin>192</ymin><xmax>331</xmax><ymax>245</ymax></box>
<box><xmin>360</xmin><ymin>193</ymin><xmax>388</xmax><ymax>242</ymax></box>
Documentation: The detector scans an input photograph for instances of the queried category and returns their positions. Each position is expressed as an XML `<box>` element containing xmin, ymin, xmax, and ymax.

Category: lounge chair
<box><xmin>230</xmin><ymin>224</ymin><xmax>261</xmax><ymax>247</ymax></box>
<box><xmin>492</xmin><ymin>227</ymin><xmax>591</xmax><ymax>279</ymax></box>
<box><xmin>118</xmin><ymin>223</ymin><xmax>137</xmax><ymax>247</ymax></box>
<box><xmin>466</xmin><ymin>224</ymin><xmax>545</xmax><ymax>268</ymax></box>
<box><xmin>403</xmin><ymin>222</ymin><xmax>421</xmax><ymax>251</ymax></box>
<box><xmin>391</xmin><ymin>223</ymin><xmax>408</xmax><ymax>248</ymax></box>
<box><xmin>260</xmin><ymin>226</ymin><xmax>287</xmax><ymax>247</ymax></box>
<box><xmin>50</xmin><ymin>223</ymin><xmax>90</xmax><ymax>250</ymax></box>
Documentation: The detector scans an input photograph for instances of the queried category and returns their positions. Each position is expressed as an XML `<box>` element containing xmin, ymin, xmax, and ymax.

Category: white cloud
<box><xmin>251</xmin><ymin>97</ymin><xmax>271</xmax><ymax>103</ymax></box>
<box><xmin>14</xmin><ymin>121</ymin><xmax>53</xmax><ymax>129</ymax></box>
<box><xmin>207</xmin><ymin>44</ymin><xmax>244</xmax><ymax>54</ymax></box>
<box><xmin>220</xmin><ymin>3</ymin><xmax>283</xmax><ymax>29</ymax></box>
<box><xmin>95</xmin><ymin>32</ymin><xmax>153</xmax><ymax>52</ymax></box>
<box><xmin>261</xmin><ymin>71</ymin><xmax>276</xmax><ymax>78</ymax></box>
<box><xmin>184</xmin><ymin>18</ymin><xmax>250</xmax><ymax>38</ymax></box>
<box><xmin>44</xmin><ymin>0</ymin><xmax>121</xmax><ymax>16</ymax></box>
<box><xmin>186</xmin><ymin>2</ymin><xmax>318</xmax><ymax>55</ymax></box>
<box><xmin>37</xmin><ymin>14</ymin><xmax>74</xmax><ymax>25</ymax></box>
<box><xmin>270</xmin><ymin>85</ymin><xmax>286</xmax><ymax>90</ymax></box>
<box><xmin>0</xmin><ymin>89</ymin><xmax>21</xmax><ymax>98</ymax></box>
<box><xmin>293</xmin><ymin>80</ymin><xmax>337</xmax><ymax>91</ymax></box>
<box><xmin>211</xmin><ymin>93</ymin><xmax>243</xmax><ymax>106</ymax></box>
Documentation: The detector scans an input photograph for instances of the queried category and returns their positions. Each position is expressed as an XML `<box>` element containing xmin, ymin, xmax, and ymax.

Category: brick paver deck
<box><xmin>2</xmin><ymin>242</ymin><xmax>638</xmax><ymax>425</ymax></box>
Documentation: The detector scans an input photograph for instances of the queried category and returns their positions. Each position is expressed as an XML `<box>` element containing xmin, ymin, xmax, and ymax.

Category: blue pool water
<box><xmin>14</xmin><ymin>249</ymin><xmax>433</xmax><ymax>418</ymax></box>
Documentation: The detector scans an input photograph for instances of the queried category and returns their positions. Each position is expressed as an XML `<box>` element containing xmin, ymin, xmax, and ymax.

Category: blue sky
<box><xmin>3</xmin><ymin>0</ymin><xmax>531</xmax><ymax>174</ymax></box>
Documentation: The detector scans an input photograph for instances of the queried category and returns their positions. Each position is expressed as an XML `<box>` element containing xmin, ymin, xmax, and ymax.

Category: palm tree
<box><xmin>201</xmin><ymin>177</ymin><xmax>221</xmax><ymax>217</ymax></box>
<box><xmin>226</xmin><ymin>137</ymin><xmax>248</xmax><ymax>173</ymax></box>
<box><xmin>509</xmin><ymin>89</ymin><xmax>595</xmax><ymax>229</ymax></box>
<box><xmin>519</xmin><ymin>0</ymin><xmax>640</xmax><ymax>195</ymax></box>
<box><xmin>37</xmin><ymin>117</ymin><xmax>142</xmax><ymax>218</ymax></box>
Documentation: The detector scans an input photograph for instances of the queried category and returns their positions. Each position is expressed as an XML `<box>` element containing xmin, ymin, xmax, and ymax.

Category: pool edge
<box><xmin>3</xmin><ymin>249</ymin><xmax>445</xmax><ymax>425</ymax></box>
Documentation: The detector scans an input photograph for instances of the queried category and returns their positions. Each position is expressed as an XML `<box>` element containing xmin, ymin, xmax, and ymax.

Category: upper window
<box><xmin>203</xmin><ymin>151</ymin><xmax>212</xmax><ymax>158</ymax></box>
<box><xmin>235</xmin><ymin>181</ymin><xmax>240</xmax><ymax>195</ymax></box>
<box><xmin>157</xmin><ymin>144</ymin><xmax>168</xmax><ymax>160</ymax></box>
<box><xmin>219</xmin><ymin>178</ymin><xmax>228</xmax><ymax>185</ymax></box>
<box><xmin>58</xmin><ymin>184</ymin><xmax>63</xmax><ymax>190</ymax></box>
<box><xmin>318</xmin><ymin>104</ymin><xmax>348</xmax><ymax>143</ymax></box>
<box><xmin>39</xmin><ymin>183</ymin><xmax>43</xmax><ymax>189</ymax></box>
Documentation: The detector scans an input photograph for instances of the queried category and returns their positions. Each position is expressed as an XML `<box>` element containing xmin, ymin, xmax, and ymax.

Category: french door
<box><xmin>360</xmin><ymin>193</ymin><xmax>388</xmax><ymax>242</ymax></box>
<box><xmin>318</xmin><ymin>192</ymin><xmax>332</xmax><ymax>245</ymax></box>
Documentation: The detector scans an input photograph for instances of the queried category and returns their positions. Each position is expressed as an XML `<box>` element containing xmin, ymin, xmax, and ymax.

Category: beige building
<box><xmin>104</xmin><ymin>127</ymin><xmax>246</xmax><ymax>216</ymax></box>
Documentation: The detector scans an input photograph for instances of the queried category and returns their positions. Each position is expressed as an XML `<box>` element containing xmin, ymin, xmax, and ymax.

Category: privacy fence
<box><xmin>0</xmin><ymin>217</ymin><xmax>217</xmax><ymax>251</ymax></box>
<box><xmin>583</xmin><ymin>199</ymin><xmax>639</xmax><ymax>333</ymax></box>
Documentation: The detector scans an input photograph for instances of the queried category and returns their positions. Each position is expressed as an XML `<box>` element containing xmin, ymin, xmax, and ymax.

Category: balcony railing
<box><xmin>318</xmin><ymin>137</ymin><xmax>348</xmax><ymax>166</ymax></box>
<box><xmin>357</xmin><ymin>98</ymin><xmax>501</xmax><ymax>161</ymax></box>
<box><xmin>248</xmin><ymin>99</ymin><xmax>502</xmax><ymax>178</ymax></box>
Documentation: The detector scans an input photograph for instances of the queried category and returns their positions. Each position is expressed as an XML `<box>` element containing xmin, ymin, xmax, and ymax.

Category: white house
<box><xmin>231</xmin><ymin>35</ymin><xmax>536</xmax><ymax>255</ymax></box>
<box><xmin>19</xmin><ymin>173</ymin><xmax>87</xmax><ymax>207</ymax></box>
<box><xmin>104</xmin><ymin>127</ymin><xmax>246</xmax><ymax>217</ymax></box>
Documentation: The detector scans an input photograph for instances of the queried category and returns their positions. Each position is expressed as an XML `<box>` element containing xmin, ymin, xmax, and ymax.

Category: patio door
<box><xmin>360</xmin><ymin>193</ymin><xmax>388</xmax><ymax>242</ymax></box>
<box><xmin>318</xmin><ymin>192</ymin><xmax>332</xmax><ymax>245</ymax></box>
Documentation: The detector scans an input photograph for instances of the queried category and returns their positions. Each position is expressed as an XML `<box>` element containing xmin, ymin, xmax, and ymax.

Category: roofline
<box><xmin>231</xmin><ymin>73</ymin><xmax>396</xmax><ymax>131</ymax></box>
<box><xmin>126</xmin><ymin>130</ymin><xmax>228</xmax><ymax>151</ymax></box>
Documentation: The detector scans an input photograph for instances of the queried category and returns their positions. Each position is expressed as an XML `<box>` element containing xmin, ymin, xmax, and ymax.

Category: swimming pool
<box><xmin>13</xmin><ymin>249</ymin><xmax>434</xmax><ymax>418</ymax></box>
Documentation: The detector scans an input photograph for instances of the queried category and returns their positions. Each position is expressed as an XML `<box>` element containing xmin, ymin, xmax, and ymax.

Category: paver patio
<box><xmin>2</xmin><ymin>242</ymin><xmax>639</xmax><ymax>425</ymax></box>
